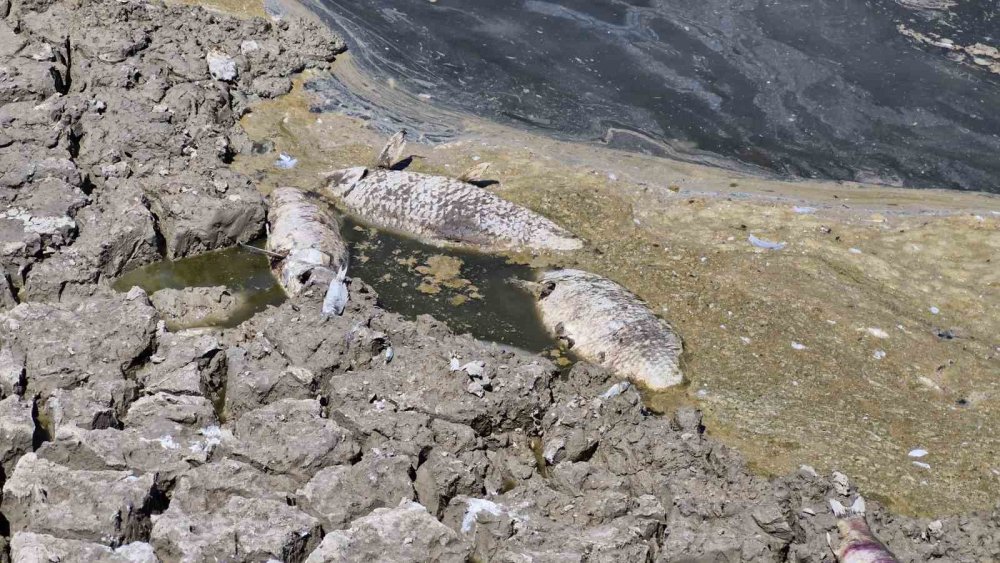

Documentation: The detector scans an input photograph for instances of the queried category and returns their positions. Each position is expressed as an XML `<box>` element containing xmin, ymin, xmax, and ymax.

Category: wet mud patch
<box><xmin>112</xmin><ymin>242</ymin><xmax>286</xmax><ymax>328</ymax></box>
<box><xmin>342</xmin><ymin>217</ymin><xmax>556</xmax><ymax>353</ymax></box>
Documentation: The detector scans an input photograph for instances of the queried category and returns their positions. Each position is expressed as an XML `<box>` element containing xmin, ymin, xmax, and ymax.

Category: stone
<box><xmin>304</xmin><ymin>501</ymin><xmax>469</xmax><ymax>563</ymax></box>
<box><xmin>206</xmin><ymin>50</ymin><xmax>238</xmax><ymax>81</ymax></box>
<box><xmin>296</xmin><ymin>452</ymin><xmax>415</xmax><ymax>529</ymax></box>
<box><xmin>226</xmin><ymin>399</ymin><xmax>360</xmax><ymax>481</ymax></box>
<box><xmin>149</xmin><ymin>286</ymin><xmax>241</xmax><ymax>329</ymax></box>
<box><xmin>152</xmin><ymin>481</ymin><xmax>321</xmax><ymax>563</ymax></box>
<box><xmin>2</xmin><ymin>453</ymin><xmax>159</xmax><ymax>545</ymax></box>
<box><xmin>10</xmin><ymin>532</ymin><xmax>157</xmax><ymax>563</ymax></box>
<box><xmin>223</xmin><ymin>345</ymin><xmax>316</xmax><ymax>419</ymax></box>
<box><xmin>0</xmin><ymin>395</ymin><xmax>34</xmax><ymax>482</ymax></box>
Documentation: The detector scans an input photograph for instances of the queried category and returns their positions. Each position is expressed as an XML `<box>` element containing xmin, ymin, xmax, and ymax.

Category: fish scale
<box><xmin>329</xmin><ymin>168</ymin><xmax>583</xmax><ymax>252</ymax></box>
<box><xmin>536</xmin><ymin>269</ymin><xmax>683</xmax><ymax>390</ymax></box>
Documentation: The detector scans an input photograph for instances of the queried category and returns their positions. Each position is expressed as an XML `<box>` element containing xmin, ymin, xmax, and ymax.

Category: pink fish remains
<box><xmin>828</xmin><ymin>497</ymin><xmax>900</xmax><ymax>563</ymax></box>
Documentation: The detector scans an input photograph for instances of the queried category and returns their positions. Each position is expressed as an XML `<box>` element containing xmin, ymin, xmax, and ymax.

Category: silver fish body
<box><xmin>267</xmin><ymin>187</ymin><xmax>350</xmax><ymax>315</ymax></box>
<box><xmin>829</xmin><ymin>498</ymin><xmax>899</xmax><ymax>563</ymax></box>
<box><xmin>326</xmin><ymin>167</ymin><xmax>582</xmax><ymax>252</ymax></box>
<box><xmin>534</xmin><ymin>269</ymin><xmax>683</xmax><ymax>390</ymax></box>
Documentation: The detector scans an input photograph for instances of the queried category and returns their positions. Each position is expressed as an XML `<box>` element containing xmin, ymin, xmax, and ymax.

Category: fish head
<box><xmin>325</xmin><ymin>166</ymin><xmax>369</xmax><ymax>197</ymax></box>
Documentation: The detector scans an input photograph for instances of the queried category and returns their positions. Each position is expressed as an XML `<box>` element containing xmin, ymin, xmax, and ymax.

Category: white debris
<box><xmin>873</xmin><ymin>350</ymin><xmax>886</xmax><ymax>360</ymax></box>
<box><xmin>461</xmin><ymin>498</ymin><xmax>506</xmax><ymax>533</ymax></box>
<box><xmin>929</xmin><ymin>306</ymin><xmax>940</xmax><ymax>315</ymax></box>
<box><xmin>832</xmin><ymin>471</ymin><xmax>850</xmax><ymax>495</ymax></box>
<box><xmin>865</xmin><ymin>327</ymin><xmax>889</xmax><ymax>339</ymax></box>
<box><xmin>206</xmin><ymin>50</ymin><xmax>237</xmax><ymax>81</ymax></box>
<box><xmin>748</xmin><ymin>234</ymin><xmax>786</xmax><ymax>250</ymax></box>
<box><xmin>275</xmin><ymin>153</ymin><xmax>298</xmax><ymax>169</ymax></box>
<box><xmin>600</xmin><ymin>381</ymin><xmax>631</xmax><ymax>400</ymax></box>
<box><xmin>792</xmin><ymin>206</ymin><xmax>817</xmax><ymax>214</ymax></box>
<box><xmin>449</xmin><ymin>357</ymin><xmax>462</xmax><ymax>371</ymax></box>
<box><xmin>791</xmin><ymin>341</ymin><xmax>807</xmax><ymax>350</ymax></box>
<box><xmin>384</xmin><ymin>346</ymin><xmax>394</xmax><ymax>363</ymax></box>
<box><xmin>913</xmin><ymin>461</ymin><xmax>931</xmax><ymax>470</ymax></box>
<box><xmin>740</xmin><ymin>336</ymin><xmax>751</xmax><ymax>345</ymax></box>
<box><xmin>849</xmin><ymin>248</ymin><xmax>863</xmax><ymax>254</ymax></box>
<box><xmin>908</xmin><ymin>449</ymin><xmax>929</xmax><ymax>458</ymax></box>
<box><xmin>461</xmin><ymin>361</ymin><xmax>486</xmax><ymax>378</ymax></box>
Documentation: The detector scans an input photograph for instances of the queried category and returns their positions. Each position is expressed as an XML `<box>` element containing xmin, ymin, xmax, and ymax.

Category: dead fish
<box><xmin>324</xmin><ymin>167</ymin><xmax>583</xmax><ymax>252</ymax></box>
<box><xmin>375</xmin><ymin>129</ymin><xmax>407</xmax><ymax>169</ymax></box>
<box><xmin>267</xmin><ymin>187</ymin><xmax>350</xmax><ymax>316</ymax></box>
<box><xmin>828</xmin><ymin>497</ymin><xmax>900</xmax><ymax>563</ymax></box>
<box><xmin>524</xmin><ymin>269</ymin><xmax>683</xmax><ymax>390</ymax></box>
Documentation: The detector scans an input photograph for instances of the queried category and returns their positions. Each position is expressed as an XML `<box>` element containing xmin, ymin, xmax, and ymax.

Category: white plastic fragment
<box><xmin>275</xmin><ymin>153</ymin><xmax>298</xmax><ymax>169</ymax></box>
<box><xmin>873</xmin><ymin>350</ymin><xmax>886</xmax><ymax>360</ymax></box>
<box><xmin>849</xmin><ymin>248</ymin><xmax>863</xmax><ymax>254</ymax></box>
<box><xmin>461</xmin><ymin>498</ymin><xmax>506</xmax><ymax>533</ymax></box>
<box><xmin>748</xmin><ymin>234</ymin><xmax>786</xmax><ymax>250</ymax></box>
<box><xmin>913</xmin><ymin>461</ymin><xmax>931</xmax><ymax>470</ymax></box>
<box><xmin>929</xmin><ymin>306</ymin><xmax>940</xmax><ymax>315</ymax></box>
<box><xmin>908</xmin><ymin>449</ymin><xmax>928</xmax><ymax>458</ymax></box>
<box><xmin>791</xmin><ymin>341</ymin><xmax>807</xmax><ymax>350</ymax></box>
<box><xmin>600</xmin><ymin>381</ymin><xmax>631</xmax><ymax>400</ymax></box>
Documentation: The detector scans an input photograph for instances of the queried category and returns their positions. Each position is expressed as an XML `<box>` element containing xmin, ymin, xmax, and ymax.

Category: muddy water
<box><xmin>112</xmin><ymin>243</ymin><xmax>287</xmax><ymax>328</ymax></box>
<box><xmin>342</xmin><ymin>217</ymin><xmax>557</xmax><ymax>353</ymax></box>
<box><xmin>112</xmin><ymin>215</ymin><xmax>556</xmax><ymax>352</ymax></box>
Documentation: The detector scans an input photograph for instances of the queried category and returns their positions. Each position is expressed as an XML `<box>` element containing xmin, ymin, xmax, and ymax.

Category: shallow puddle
<box><xmin>112</xmin><ymin>242</ymin><xmax>286</xmax><ymax>328</ymax></box>
<box><xmin>342</xmin><ymin>216</ymin><xmax>558</xmax><ymax>353</ymax></box>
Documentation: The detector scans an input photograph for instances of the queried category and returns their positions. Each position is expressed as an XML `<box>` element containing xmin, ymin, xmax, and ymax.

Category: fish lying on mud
<box><xmin>828</xmin><ymin>497</ymin><xmax>900</xmax><ymax>563</ymax></box>
<box><xmin>266</xmin><ymin>187</ymin><xmax>350</xmax><ymax>315</ymax></box>
<box><xmin>521</xmin><ymin>269</ymin><xmax>684</xmax><ymax>390</ymax></box>
<box><xmin>324</xmin><ymin>166</ymin><xmax>583</xmax><ymax>253</ymax></box>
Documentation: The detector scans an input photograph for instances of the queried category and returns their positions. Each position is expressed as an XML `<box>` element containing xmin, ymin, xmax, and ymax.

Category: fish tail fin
<box><xmin>829</xmin><ymin>496</ymin><xmax>866</xmax><ymax>518</ymax></box>
<box><xmin>322</xmin><ymin>273</ymin><xmax>349</xmax><ymax>317</ymax></box>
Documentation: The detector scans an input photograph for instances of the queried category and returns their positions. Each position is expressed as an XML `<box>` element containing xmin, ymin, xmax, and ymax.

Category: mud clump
<box><xmin>0</xmin><ymin>1</ymin><xmax>998</xmax><ymax>562</ymax></box>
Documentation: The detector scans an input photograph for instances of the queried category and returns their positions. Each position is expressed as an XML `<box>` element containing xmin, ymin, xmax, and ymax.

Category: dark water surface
<box><xmin>301</xmin><ymin>0</ymin><xmax>1000</xmax><ymax>191</ymax></box>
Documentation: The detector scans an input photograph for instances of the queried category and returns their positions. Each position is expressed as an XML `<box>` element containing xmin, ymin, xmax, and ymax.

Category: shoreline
<box><xmin>0</xmin><ymin>0</ymin><xmax>997</xmax><ymax>560</ymax></box>
<box><xmin>227</xmin><ymin>1</ymin><xmax>1000</xmax><ymax>518</ymax></box>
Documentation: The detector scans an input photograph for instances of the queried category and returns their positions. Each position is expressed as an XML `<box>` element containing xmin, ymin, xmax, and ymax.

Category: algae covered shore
<box><xmin>232</xmin><ymin>57</ymin><xmax>1000</xmax><ymax>517</ymax></box>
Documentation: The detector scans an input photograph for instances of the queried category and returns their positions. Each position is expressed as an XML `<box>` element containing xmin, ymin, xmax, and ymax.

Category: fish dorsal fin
<box><xmin>375</xmin><ymin>130</ymin><xmax>407</xmax><ymax>169</ymax></box>
<box><xmin>458</xmin><ymin>162</ymin><xmax>491</xmax><ymax>183</ymax></box>
<box><xmin>829</xmin><ymin>497</ymin><xmax>866</xmax><ymax>518</ymax></box>
<box><xmin>850</xmin><ymin>496</ymin><xmax>866</xmax><ymax>516</ymax></box>
<box><xmin>829</xmin><ymin>499</ymin><xmax>848</xmax><ymax>518</ymax></box>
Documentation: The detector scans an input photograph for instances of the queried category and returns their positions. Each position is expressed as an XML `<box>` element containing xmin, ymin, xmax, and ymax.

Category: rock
<box><xmin>225</xmin><ymin>399</ymin><xmax>360</xmax><ymax>481</ymax></box>
<box><xmin>752</xmin><ymin>504</ymin><xmax>796</xmax><ymax>542</ymax></box>
<box><xmin>122</xmin><ymin>392</ymin><xmax>218</xmax><ymax>436</ymax></box>
<box><xmin>41</xmin><ymin>386</ymin><xmax>120</xmax><ymax>432</ymax></box>
<box><xmin>0</xmin><ymin>395</ymin><xmax>34</xmax><ymax>482</ymax></box>
<box><xmin>223</xmin><ymin>345</ymin><xmax>317</xmax><ymax>419</ymax></box>
<box><xmin>135</xmin><ymin>329</ymin><xmax>224</xmax><ymax>398</ymax></box>
<box><xmin>149</xmin><ymin>286</ymin><xmax>241</xmax><ymax>329</ymax></box>
<box><xmin>0</xmin><ymin>272</ymin><xmax>17</xmax><ymax>310</ymax></box>
<box><xmin>141</xmin><ymin>170</ymin><xmax>266</xmax><ymax>259</ymax></box>
<box><xmin>414</xmin><ymin>450</ymin><xmax>488</xmax><ymax>518</ymax></box>
<box><xmin>2</xmin><ymin>453</ymin><xmax>160</xmax><ymax>545</ymax></box>
<box><xmin>151</xmin><ymin>494</ymin><xmax>321</xmax><ymax>562</ymax></box>
<box><xmin>296</xmin><ymin>452</ymin><xmax>415</xmax><ymax>529</ymax></box>
<box><xmin>150</xmin><ymin>461</ymin><xmax>315</xmax><ymax>562</ymax></box>
<box><xmin>0</xmin><ymin>293</ymin><xmax>157</xmax><ymax>399</ymax></box>
<box><xmin>304</xmin><ymin>501</ymin><xmax>469</xmax><ymax>563</ymax></box>
<box><xmin>206</xmin><ymin>50</ymin><xmax>238</xmax><ymax>81</ymax></box>
<box><xmin>10</xmin><ymin>532</ymin><xmax>157</xmax><ymax>563</ymax></box>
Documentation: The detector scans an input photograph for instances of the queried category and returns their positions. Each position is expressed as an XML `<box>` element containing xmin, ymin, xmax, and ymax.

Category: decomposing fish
<box><xmin>266</xmin><ymin>187</ymin><xmax>349</xmax><ymax>316</ymax></box>
<box><xmin>375</xmin><ymin>129</ymin><xmax>407</xmax><ymax>169</ymax></box>
<box><xmin>521</xmin><ymin>269</ymin><xmax>683</xmax><ymax>390</ymax></box>
<box><xmin>324</xmin><ymin>166</ymin><xmax>583</xmax><ymax>252</ymax></box>
<box><xmin>828</xmin><ymin>497</ymin><xmax>900</xmax><ymax>563</ymax></box>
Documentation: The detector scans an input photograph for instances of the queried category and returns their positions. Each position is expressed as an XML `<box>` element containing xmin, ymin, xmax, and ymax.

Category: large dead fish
<box><xmin>523</xmin><ymin>269</ymin><xmax>683</xmax><ymax>390</ymax></box>
<box><xmin>324</xmin><ymin>141</ymin><xmax>582</xmax><ymax>252</ymax></box>
<box><xmin>266</xmin><ymin>187</ymin><xmax>349</xmax><ymax>316</ymax></box>
<box><xmin>828</xmin><ymin>497</ymin><xmax>900</xmax><ymax>563</ymax></box>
